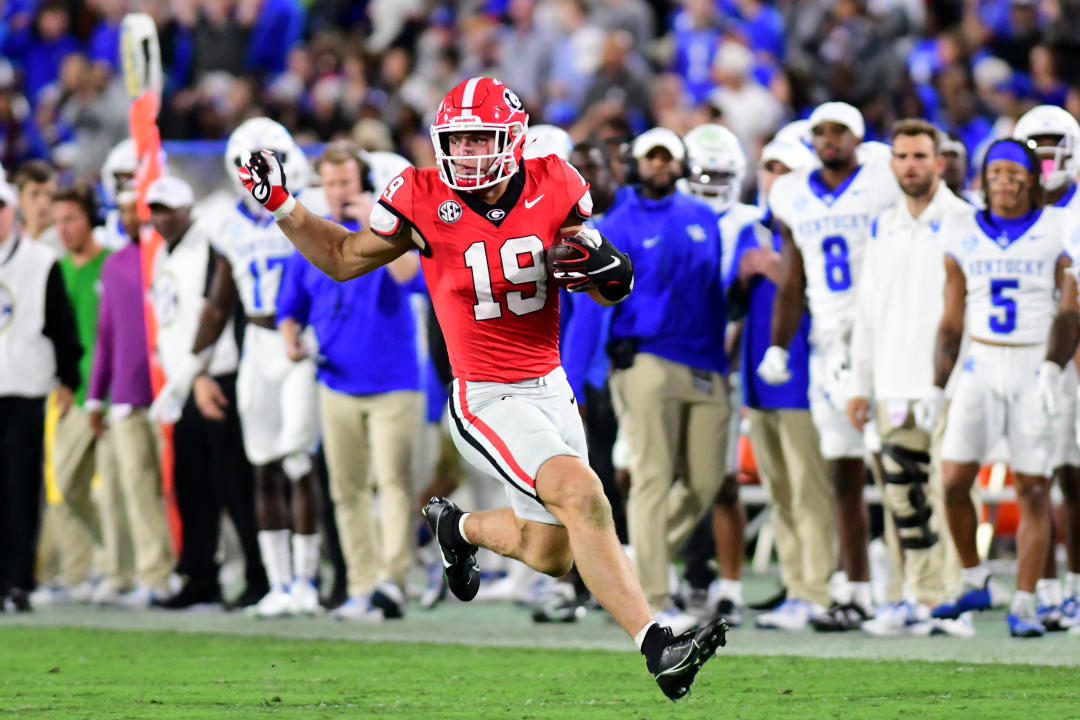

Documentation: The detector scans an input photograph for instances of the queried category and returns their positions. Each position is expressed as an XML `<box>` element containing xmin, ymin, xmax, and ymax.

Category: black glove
<box><xmin>552</xmin><ymin>228</ymin><xmax>634</xmax><ymax>302</ymax></box>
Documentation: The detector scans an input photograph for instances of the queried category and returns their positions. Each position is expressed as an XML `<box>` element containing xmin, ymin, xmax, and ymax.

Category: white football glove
<box><xmin>149</xmin><ymin>351</ymin><xmax>209</xmax><ymax>424</ymax></box>
<box><xmin>1036</xmin><ymin>360</ymin><xmax>1064</xmax><ymax>418</ymax></box>
<box><xmin>913</xmin><ymin>385</ymin><xmax>945</xmax><ymax>433</ymax></box>
<box><xmin>821</xmin><ymin>346</ymin><xmax>852</xmax><ymax>409</ymax></box>
<box><xmin>757</xmin><ymin>345</ymin><xmax>792</xmax><ymax>385</ymax></box>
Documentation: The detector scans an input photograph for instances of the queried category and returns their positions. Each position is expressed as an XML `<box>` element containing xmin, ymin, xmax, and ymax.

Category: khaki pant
<box><xmin>319</xmin><ymin>385</ymin><xmax>421</xmax><ymax>596</ymax></box>
<box><xmin>748</xmin><ymin>408</ymin><xmax>835</xmax><ymax>607</ymax></box>
<box><xmin>876</xmin><ymin>401</ymin><xmax>958</xmax><ymax>606</ymax></box>
<box><xmin>610</xmin><ymin>353</ymin><xmax>731</xmax><ymax>612</ymax></box>
<box><xmin>99</xmin><ymin>409</ymin><xmax>173</xmax><ymax>590</ymax></box>
<box><xmin>42</xmin><ymin>403</ymin><xmax>105</xmax><ymax>586</ymax></box>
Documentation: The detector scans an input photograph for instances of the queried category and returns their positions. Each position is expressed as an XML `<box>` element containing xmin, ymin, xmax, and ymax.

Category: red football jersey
<box><xmin>372</xmin><ymin>155</ymin><xmax>591</xmax><ymax>382</ymax></box>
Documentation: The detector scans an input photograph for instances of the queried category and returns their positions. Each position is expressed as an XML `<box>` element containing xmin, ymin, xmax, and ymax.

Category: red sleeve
<box><xmin>371</xmin><ymin>166</ymin><xmax>417</xmax><ymax>238</ymax></box>
<box><xmin>555</xmin><ymin>157</ymin><xmax>592</xmax><ymax>221</ymax></box>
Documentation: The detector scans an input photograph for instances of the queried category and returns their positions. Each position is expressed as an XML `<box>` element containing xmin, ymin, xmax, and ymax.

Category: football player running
<box><xmin>927</xmin><ymin>138</ymin><xmax>1079</xmax><ymax>637</ymax></box>
<box><xmin>151</xmin><ymin>118</ymin><xmax>323</xmax><ymax>619</ymax></box>
<box><xmin>758</xmin><ymin>102</ymin><xmax>901</xmax><ymax>631</ymax></box>
<box><xmin>1013</xmin><ymin>105</ymin><xmax>1080</xmax><ymax>630</ymax></box>
<box><xmin>239</xmin><ymin>77</ymin><xmax>727</xmax><ymax>701</ymax></box>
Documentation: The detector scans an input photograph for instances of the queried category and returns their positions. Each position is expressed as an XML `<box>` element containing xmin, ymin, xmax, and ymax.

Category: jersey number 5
<box><xmin>989</xmin><ymin>278</ymin><xmax>1018</xmax><ymax>334</ymax></box>
<box><xmin>464</xmin><ymin>235</ymin><xmax>546</xmax><ymax>320</ymax></box>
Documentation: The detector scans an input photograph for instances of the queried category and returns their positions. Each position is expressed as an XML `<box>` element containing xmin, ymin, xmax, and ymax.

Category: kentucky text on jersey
<box><xmin>964</xmin><ymin>258</ymin><xmax>1047</xmax><ymax>277</ymax></box>
<box><xmin>794</xmin><ymin>213</ymin><xmax>871</xmax><ymax>237</ymax></box>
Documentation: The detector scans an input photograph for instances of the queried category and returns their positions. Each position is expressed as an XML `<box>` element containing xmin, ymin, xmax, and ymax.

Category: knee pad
<box><xmin>881</xmin><ymin>444</ymin><xmax>938</xmax><ymax>551</ymax></box>
<box><xmin>282</xmin><ymin>451</ymin><xmax>313</xmax><ymax>482</ymax></box>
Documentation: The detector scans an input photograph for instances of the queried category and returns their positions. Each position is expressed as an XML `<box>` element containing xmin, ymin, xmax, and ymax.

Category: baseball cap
<box><xmin>807</xmin><ymin>102</ymin><xmax>865</xmax><ymax>140</ymax></box>
<box><xmin>631</xmin><ymin>127</ymin><xmax>686</xmax><ymax>162</ymax></box>
<box><xmin>145</xmin><ymin>175</ymin><xmax>194</xmax><ymax>209</ymax></box>
<box><xmin>0</xmin><ymin>181</ymin><xmax>15</xmax><ymax>208</ymax></box>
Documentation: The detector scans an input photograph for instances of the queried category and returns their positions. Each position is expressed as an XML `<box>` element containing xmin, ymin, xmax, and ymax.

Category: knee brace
<box><xmin>881</xmin><ymin>443</ymin><xmax>938</xmax><ymax>551</ymax></box>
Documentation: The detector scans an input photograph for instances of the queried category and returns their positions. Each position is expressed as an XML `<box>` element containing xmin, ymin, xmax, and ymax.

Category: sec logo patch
<box><xmin>439</xmin><ymin>200</ymin><xmax>462</xmax><ymax>223</ymax></box>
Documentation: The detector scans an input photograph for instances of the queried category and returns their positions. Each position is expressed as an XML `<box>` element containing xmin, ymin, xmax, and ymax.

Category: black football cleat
<box><xmin>651</xmin><ymin>619</ymin><xmax>728</xmax><ymax>701</ymax></box>
<box><xmin>422</xmin><ymin>497</ymin><xmax>480</xmax><ymax>601</ymax></box>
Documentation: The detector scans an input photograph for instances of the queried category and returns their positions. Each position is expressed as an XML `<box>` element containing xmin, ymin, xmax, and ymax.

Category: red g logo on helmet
<box><xmin>430</xmin><ymin>77</ymin><xmax>530</xmax><ymax>191</ymax></box>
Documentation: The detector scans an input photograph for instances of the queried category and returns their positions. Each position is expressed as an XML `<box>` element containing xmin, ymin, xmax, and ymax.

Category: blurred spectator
<box><xmin>88</xmin><ymin>0</ymin><xmax>128</xmax><ymax>72</ymax></box>
<box><xmin>1029</xmin><ymin>44</ymin><xmax>1068</xmax><ymax>107</ymax></box>
<box><xmin>592</xmin><ymin>0</ymin><xmax>655</xmax><ymax>50</ymax></box>
<box><xmin>582</xmin><ymin>30</ymin><xmax>652</xmax><ymax>134</ymax></box>
<box><xmin>0</xmin><ymin>179</ymin><xmax>81</xmax><ymax>613</ymax></box>
<box><xmin>56</xmin><ymin>54</ymin><xmax>130</xmax><ymax>181</ymax></box>
<box><xmin>0</xmin><ymin>61</ymin><xmax>49</xmax><ymax>168</ymax></box>
<box><xmin>722</xmin><ymin>0</ymin><xmax>787</xmax><ymax>63</ymax></box>
<box><xmin>13</xmin><ymin>160</ymin><xmax>61</xmax><ymax>253</ymax></box>
<box><xmin>707</xmin><ymin>41</ymin><xmax>784</xmax><ymax>157</ymax></box>
<box><xmin>493</xmin><ymin>0</ymin><xmax>554</xmax><ymax>113</ymax></box>
<box><xmin>0</xmin><ymin>0</ymin><xmax>82</xmax><ymax>107</ymax></box>
<box><xmin>543</xmin><ymin>0</ymin><xmax>604</xmax><ymax>124</ymax></box>
<box><xmin>670</xmin><ymin>0</ymin><xmax>724</xmax><ymax>106</ymax></box>
<box><xmin>241</xmin><ymin>0</ymin><xmax>306</xmax><ymax>77</ymax></box>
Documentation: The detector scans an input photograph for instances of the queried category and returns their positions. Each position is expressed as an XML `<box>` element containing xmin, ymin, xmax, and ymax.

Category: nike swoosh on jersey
<box><xmin>524</xmin><ymin>195</ymin><xmax>544</xmax><ymax>208</ymax></box>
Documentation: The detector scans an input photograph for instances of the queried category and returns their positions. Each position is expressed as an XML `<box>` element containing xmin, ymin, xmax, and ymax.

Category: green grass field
<box><xmin>2</xmin><ymin>625</ymin><xmax>1078</xmax><ymax>719</ymax></box>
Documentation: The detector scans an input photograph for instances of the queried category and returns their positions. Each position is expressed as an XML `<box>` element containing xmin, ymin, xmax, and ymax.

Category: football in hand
<box><xmin>546</xmin><ymin>239</ymin><xmax>587</xmax><ymax>286</ymax></box>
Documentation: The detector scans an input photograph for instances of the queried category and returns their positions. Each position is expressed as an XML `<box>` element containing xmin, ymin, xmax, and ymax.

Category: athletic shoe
<box><xmin>656</xmin><ymin>606</ymin><xmax>702</xmax><ymax>635</ymax></box>
<box><xmin>116</xmin><ymin>586</ymin><xmax>165</xmax><ymax>609</ymax></box>
<box><xmin>862</xmin><ymin>601</ymin><xmax>931</xmax><ymax>637</ymax></box>
<box><xmin>810</xmin><ymin>601</ymin><xmax>873</xmax><ymax>632</ymax></box>
<box><xmin>931</xmin><ymin>578</ymin><xmax>997</xmax><ymax>619</ymax></box>
<box><xmin>755</xmin><ymin>598</ymin><xmax>817</xmax><ymax>631</ymax></box>
<box><xmin>7</xmin><ymin>588</ymin><xmax>31</xmax><ymax>612</ymax></box>
<box><xmin>370</xmin><ymin>580</ymin><xmax>406</xmax><ymax>619</ymax></box>
<box><xmin>1036</xmin><ymin>603</ymin><xmax>1066</xmax><ymax>632</ymax></box>
<box><xmin>332</xmin><ymin>595</ymin><xmax>383</xmax><ymax>622</ymax></box>
<box><xmin>1057</xmin><ymin>596</ymin><xmax>1078</xmax><ymax>629</ymax></box>
<box><xmin>531</xmin><ymin>582</ymin><xmax>586</xmax><ymax>623</ymax></box>
<box><xmin>290</xmin><ymin>577</ymin><xmax>321</xmax><ymax>615</ymax></box>
<box><xmin>1007</xmin><ymin>612</ymin><xmax>1046</xmax><ymax>638</ymax></box>
<box><xmin>931</xmin><ymin>612</ymin><xmax>976</xmax><ymax>637</ymax></box>
<box><xmin>422</xmin><ymin>497</ymin><xmax>480</xmax><ymax>601</ymax></box>
<box><xmin>748</xmin><ymin>586</ymin><xmax>787</xmax><ymax>611</ymax></box>
<box><xmin>227</xmin><ymin>582</ymin><xmax>270</xmax><ymax>611</ymax></box>
<box><xmin>650</xmin><ymin>620</ymin><xmax>729</xmax><ymax>701</ymax></box>
<box><xmin>152</xmin><ymin>580</ymin><xmax>222</xmax><ymax>610</ymax></box>
<box><xmin>28</xmin><ymin>583</ymin><xmax>66</xmax><ymax>606</ymax></box>
<box><xmin>90</xmin><ymin>581</ymin><xmax>127</xmax><ymax>606</ymax></box>
<box><xmin>713</xmin><ymin>598</ymin><xmax>743</xmax><ymax>628</ymax></box>
<box><xmin>246</xmin><ymin>588</ymin><xmax>297</xmax><ymax>619</ymax></box>
<box><xmin>67</xmin><ymin>579</ymin><xmax>98</xmax><ymax>604</ymax></box>
<box><xmin>419</xmin><ymin>560</ymin><xmax>448</xmax><ymax>610</ymax></box>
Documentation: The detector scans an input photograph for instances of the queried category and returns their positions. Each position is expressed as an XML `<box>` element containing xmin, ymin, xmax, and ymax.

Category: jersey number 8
<box><xmin>821</xmin><ymin>235</ymin><xmax>852</xmax><ymax>292</ymax></box>
<box><xmin>464</xmin><ymin>235</ymin><xmax>547</xmax><ymax>320</ymax></box>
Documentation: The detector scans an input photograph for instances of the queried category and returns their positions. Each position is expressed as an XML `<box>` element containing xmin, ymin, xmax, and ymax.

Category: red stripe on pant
<box><xmin>457</xmin><ymin>381</ymin><xmax>536</xmax><ymax>489</ymax></box>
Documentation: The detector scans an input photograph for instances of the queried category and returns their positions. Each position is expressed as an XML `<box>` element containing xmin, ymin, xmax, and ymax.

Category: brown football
<box><xmin>546</xmin><ymin>239</ymin><xmax>586</xmax><ymax>282</ymax></box>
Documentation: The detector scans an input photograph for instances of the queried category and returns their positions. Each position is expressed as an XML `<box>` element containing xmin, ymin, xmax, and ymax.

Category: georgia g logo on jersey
<box><xmin>439</xmin><ymin>200</ymin><xmax>462</xmax><ymax>223</ymax></box>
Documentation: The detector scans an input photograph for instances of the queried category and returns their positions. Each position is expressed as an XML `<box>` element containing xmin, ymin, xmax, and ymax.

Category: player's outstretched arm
<box><xmin>768</xmin><ymin>222</ymin><xmax>806</xmax><ymax>349</ymax></box>
<box><xmin>933</xmin><ymin>255</ymin><xmax>966</xmax><ymax>389</ymax></box>
<box><xmin>278</xmin><ymin>200</ymin><xmax>413</xmax><ymax>281</ymax></box>
<box><xmin>239</xmin><ymin>149</ymin><xmax>412</xmax><ymax>281</ymax></box>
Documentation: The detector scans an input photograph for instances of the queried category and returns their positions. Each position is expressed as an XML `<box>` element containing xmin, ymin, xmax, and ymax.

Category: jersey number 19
<box><xmin>464</xmin><ymin>235</ymin><xmax>547</xmax><ymax>320</ymax></box>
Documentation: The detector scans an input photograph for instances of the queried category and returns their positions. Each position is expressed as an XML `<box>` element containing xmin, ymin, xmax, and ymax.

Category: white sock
<box><xmin>1011</xmin><ymin>590</ymin><xmax>1036</xmax><ymax>618</ymax></box>
<box><xmin>850</xmin><ymin>581</ymin><xmax>873</xmax><ymax>609</ymax></box>
<box><xmin>961</xmin><ymin>565</ymin><xmax>990</xmax><ymax>589</ymax></box>
<box><xmin>1035</xmin><ymin>578</ymin><xmax>1063</xmax><ymax>606</ymax></box>
<box><xmin>1065</xmin><ymin>572</ymin><xmax>1080</xmax><ymax>598</ymax></box>
<box><xmin>634</xmin><ymin>620</ymin><xmax>657</xmax><ymax>651</ymax></box>
<box><xmin>458</xmin><ymin>513</ymin><xmax>472</xmax><ymax>545</ymax></box>
<box><xmin>718</xmin><ymin>579</ymin><xmax>743</xmax><ymax>605</ymax></box>
<box><xmin>258</xmin><ymin>529</ymin><xmax>292</xmax><ymax>591</ymax></box>
<box><xmin>291</xmin><ymin>532</ymin><xmax>321</xmax><ymax>581</ymax></box>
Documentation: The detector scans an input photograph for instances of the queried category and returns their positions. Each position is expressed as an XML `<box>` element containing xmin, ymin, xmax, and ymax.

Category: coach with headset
<box><xmin>601</xmin><ymin>128</ymin><xmax>731</xmax><ymax>630</ymax></box>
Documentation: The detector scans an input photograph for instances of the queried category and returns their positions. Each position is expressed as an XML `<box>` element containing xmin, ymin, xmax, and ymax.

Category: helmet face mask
<box><xmin>683</xmin><ymin>124</ymin><xmax>746</xmax><ymax>213</ymax></box>
<box><xmin>431</xmin><ymin>77</ymin><xmax>529</xmax><ymax>191</ymax></box>
<box><xmin>1013</xmin><ymin>105</ymin><xmax>1080</xmax><ymax>192</ymax></box>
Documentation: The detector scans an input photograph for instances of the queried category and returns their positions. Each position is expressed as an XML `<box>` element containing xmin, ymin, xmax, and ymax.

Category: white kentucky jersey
<box><xmin>718</xmin><ymin>202</ymin><xmax>764</xmax><ymax>283</ymax></box>
<box><xmin>768</xmin><ymin>159</ymin><xmax>899</xmax><ymax>344</ymax></box>
<box><xmin>206</xmin><ymin>199</ymin><xmax>297</xmax><ymax>318</ymax></box>
<box><xmin>944</xmin><ymin>206</ymin><xmax>1068</xmax><ymax>345</ymax></box>
<box><xmin>1054</xmin><ymin>183</ymin><xmax>1080</xmax><ymax>279</ymax></box>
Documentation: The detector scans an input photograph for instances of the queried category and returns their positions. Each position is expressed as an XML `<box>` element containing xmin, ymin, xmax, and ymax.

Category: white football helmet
<box><xmin>856</xmin><ymin>140</ymin><xmax>893</xmax><ymax>165</ymax></box>
<box><xmin>523</xmin><ymin>124</ymin><xmax>573</xmax><ymax>161</ymax></box>
<box><xmin>683</xmin><ymin>123</ymin><xmax>746</xmax><ymax>213</ymax></box>
<box><xmin>101</xmin><ymin>139</ymin><xmax>137</xmax><ymax>207</ymax></box>
<box><xmin>774</xmin><ymin>120</ymin><xmax>813</xmax><ymax>152</ymax></box>
<box><xmin>1013</xmin><ymin>105</ymin><xmax>1080</xmax><ymax>191</ymax></box>
<box><xmin>360</xmin><ymin>150</ymin><xmax>412</xmax><ymax>196</ymax></box>
<box><xmin>759</xmin><ymin>138</ymin><xmax>816</xmax><ymax>173</ymax></box>
<box><xmin>224</xmin><ymin>117</ymin><xmax>310</xmax><ymax>201</ymax></box>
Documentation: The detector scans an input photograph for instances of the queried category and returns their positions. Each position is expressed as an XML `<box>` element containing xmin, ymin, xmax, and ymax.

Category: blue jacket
<box><xmin>600</xmin><ymin>188</ymin><xmax>728</xmax><ymax>374</ymax></box>
<box><xmin>276</xmin><ymin>221</ymin><xmax>423</xmax><ymax>395</ymax></box>
<box><xmin>730</xmin><ymin>213</ymin><xmax>811</xmax><ymax>410</ymax></box>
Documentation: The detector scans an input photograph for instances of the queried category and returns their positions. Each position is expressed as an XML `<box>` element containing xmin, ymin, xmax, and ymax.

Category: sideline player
<box><xmin>239</xmin><ymin>77</ymin><xmax>727</xmax><ymax>700</ymax></box>
<box><xmin>151</xmin><ymin>118</ymin><xmax>323</xmax><ymax>618</ymax></box>
<box><xmin>758</xmin><ymin>102</ymin><xmax>900</xmax><ymax>630</ymax></box>
<box><xmin>927</xmin><ymin>138</ymin><xmax>1079</xmax><ymax>637</ymax></box>
<box><xmin>1013</xmin><ymin>105</ymin><xmax>1080</xmax><ymax>628</ymax></box>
